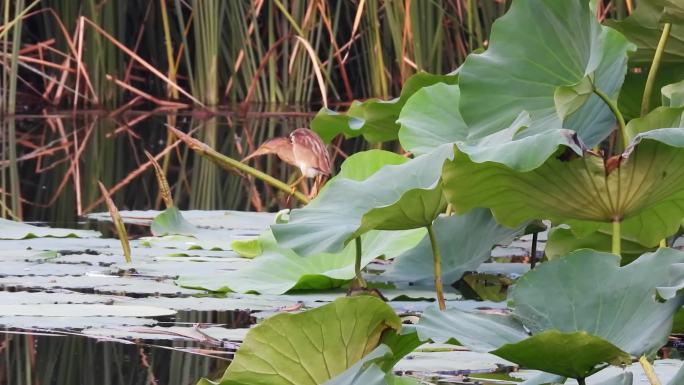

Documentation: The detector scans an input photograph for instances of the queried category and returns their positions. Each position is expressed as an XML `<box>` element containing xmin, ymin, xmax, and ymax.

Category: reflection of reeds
<box><xmin>0</xmin><ymin>1</ymin><xmax>634</xmax><ymax>220</ymax></box>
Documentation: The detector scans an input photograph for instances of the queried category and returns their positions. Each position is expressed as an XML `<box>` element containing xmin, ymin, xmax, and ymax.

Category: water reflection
<box><xmin>0</xmin><ymin>310</ymin><xmax>252</xmax><ymax>385</ymax></box>
<box><xmin>3</xmin><ymin>106</ymin><xmax>354</xmax><ymax>224</ymax></box>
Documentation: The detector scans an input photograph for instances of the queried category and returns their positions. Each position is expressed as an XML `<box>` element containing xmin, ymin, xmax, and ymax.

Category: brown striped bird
<box><xmin>242</xmin><ymin>128</ymin><xmax>332</xmax><ymax>194</ymax></box>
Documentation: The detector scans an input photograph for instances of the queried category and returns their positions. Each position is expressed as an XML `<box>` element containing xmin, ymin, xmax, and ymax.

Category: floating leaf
<box><xmin>444</xmin><ymin>128</ymin><xmax>684</xmax><ymax>246</ymax></box>
<box><xmin>203</xmin><ymin>296</ymin><xmax>401</xmax><ymax>385</ymax></box>
<box><xmin>311</xmin><ymin>72</ymin><xmax>458</xmax><ymax>144</ymax></box>
<box><xmin>0</xmin><ymin>218</ymin><xmax>100</xmax><ymax>239</ymax></box>
<box><xmin>458</xmin><ymin>0</ymin><xmax>634</xmax><ymax>147</ymax></box>
<box><xmin>178</xmin><ymin>228</ymin><xmax>424</xmax><ymax>294</ymax></box>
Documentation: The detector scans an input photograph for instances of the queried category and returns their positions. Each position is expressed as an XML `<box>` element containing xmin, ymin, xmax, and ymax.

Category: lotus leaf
<box><xmin>492</xmin><ymin>330</ymin><xmax>631</xmax><ymax>379</ymax></box>
<box><xmin>544</xmin><ymin>225</ymin><xmax>653</xmax><ymax>262</ymax></box>
<box><xmin>606</xmin><ymin>0</ymin><xmax>684</xmax><ymax>64</ymax></box>
<box><xmin>177</xmin><ymin>228</ymin><xmax>424</xmax><ymax>294</ymax></box>
<box><xmin>663</xmin><ymin>79</ymin><xmax>684</xmax><ymax>107</ymax></box>
<box><xmin>200</xmin><ymin>296</ymin><xmax>401</xmax><ymax>385</ymax></box>
<box><xmin>272</xmin><ymin>144</ymin><xmax>453</xmax><ymax>256</ymax></box>
<box><xmin>311</xmin><ymin>72</ymin><xmax>457</xmax><ymax>144</ymax></box>
<box><xmin>389</xmin><ymin>209</ymin><xmax>524</xmax><ymax>285</ymax></box>
<box><xmin>0</xmin><ymin>218</ymin><xmax>100</xmax><ymax>239</ymax></box>
<box><xmin>416</xmin><ymin>249</ymin><xmax>684</xmax><ymax>379</ymax></box>
<box><xmin>397</xmin><ymin>82</ymin><xmax>467</xmax><ymax>155</ymax></box>
<box><xmin>444</xmin><ymin>128</ymin><xmax>684</xmax><ymax>246</ymax></box>
<box><xmin>458</xmin><ymin>0</ymin><xmax>633</xmax><ymax>147</ymax></box>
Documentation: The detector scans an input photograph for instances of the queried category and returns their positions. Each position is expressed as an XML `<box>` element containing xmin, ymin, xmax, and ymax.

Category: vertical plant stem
<box><xmin>594</xmin><ymin>87</ymin><xmax>629</xmax><ymax>148</ymax></box>
<box><xmin>660</xmin><ymin>239</ymin><xmax>667</xmax><ymax>248</ymax></box>
<box><xmin>639</xmin><ymin>356</ymin><xmax>662</xmax><ymax>385</ymax></box>
<box><xmin>353</xmin><ymin>236</ymin><xmax>366</xmax><ymax>288</ymax></box>
<box><xmin>612</xmin><ymin>219</ymin><xmax>621</xmax><ymax>256</ymax></box>
<box><xmin>530</xmin><ymin>231</ymin><xmax>539</xmax><ymax>269</ymax></box>
<box><xmin>427</xmin><ymin>223</ymin><xmax>446</xmax><ymax>311</ymax></box>
<box><xmin>577</xmin><ymin>378</ymin><xmax>587</xmax><ymax>385</ymax></box>
<box><xmin>641</xmin><ymin>23</ymin><xmax>672</xmax><ymax>117</ymax></box>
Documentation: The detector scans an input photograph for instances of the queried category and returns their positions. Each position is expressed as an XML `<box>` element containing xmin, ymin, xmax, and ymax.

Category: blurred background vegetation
<box><xmin>0</xmin><ymin>0</ymin><xmax>633</xmax><ymax>223</ymax></box>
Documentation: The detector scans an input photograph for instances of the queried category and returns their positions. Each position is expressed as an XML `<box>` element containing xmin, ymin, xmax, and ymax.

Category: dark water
<box><xmin>0</xmin><ymin>310</ymin><xmax>253</xmax><ymax>385</ymax></box>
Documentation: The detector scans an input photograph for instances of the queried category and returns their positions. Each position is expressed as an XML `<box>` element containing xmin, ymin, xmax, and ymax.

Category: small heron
<box><xmin>242</xmin><ymin>128</ymin><xmax>332</xmax><ymax>195</ymax></box>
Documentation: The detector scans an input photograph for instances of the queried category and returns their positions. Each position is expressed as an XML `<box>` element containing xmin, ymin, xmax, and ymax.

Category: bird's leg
<box><xmin>285</xmin><ymin>174</ymin><xmax>307</xmax><ymax>206</ymax></box>
<box><xmin>289</xmin><ymin>174</ymin><xmax>306</xmax><ymax>195</ymax></box>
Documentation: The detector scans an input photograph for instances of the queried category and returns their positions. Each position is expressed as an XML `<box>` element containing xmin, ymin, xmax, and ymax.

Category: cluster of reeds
<box><xmin>0</xmin><ymin>0</ymin><xmax>634</xmax><ymax>222</ymax></box>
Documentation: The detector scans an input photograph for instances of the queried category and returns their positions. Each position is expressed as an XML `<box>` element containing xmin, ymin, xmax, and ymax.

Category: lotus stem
<box><xmin>639</xmin><ymin>356</ymin><xmax>662</xmax><ymax>385</ymax></box>
<box><xmin>353</xmin><ymin>237</ymin><xmax>367</xmax><ymax>288</ymax></box>
<box><xmin>641</xmin><ymin>23</ymin><xmax>672</xmax><ymax>117</ymax></box>
<box><xmin>612</xmin><ymin>220</ymin><xmax>621</xmax><ymax>256</ymax></box>
<box><xmin>167</xmin><ymin>125</ymin><xmax>310</xmax><ymax>204</ymax></box>
<box><xmin>577</xmin><ymin>378</ymin><xmax>587</xmax><ymax>385</ymax></box>
<box><xmin>593</xmin><ymin>87</ymin><xmax>629</xmax><ymax>148</ymax></box>
<box><xmin>427</xmin><ymin>223</ymin><xmax>447</xmax><ymax>311</ymax></box>
<box><xmin>530</xmin><ymin>231</ymin><xmax>539</xmax><ymax>269</ymax></box>
<box><xmin>660</xmin><ymin>239</ymin><xmax>667</xmax><ymax>248</ymax></box>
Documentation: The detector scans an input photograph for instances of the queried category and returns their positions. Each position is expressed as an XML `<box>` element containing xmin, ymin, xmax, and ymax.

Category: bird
<box><xmin>242</xmin><ymin>128</ymin><xmax>332</xmax><ymax>195</ymax></box>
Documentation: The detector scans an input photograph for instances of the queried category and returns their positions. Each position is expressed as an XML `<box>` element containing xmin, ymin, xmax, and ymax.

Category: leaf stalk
<box><xmin>593</xmin><ymin>87</ymin><xmax>629</xmax><ymax>149</ymax></box>
<box><xmin>427</xmin><ymin>223</ymin><xmax>446</xmax><ymax>311</ymax></box>
<box><xmin>612</xmin><ymin>219</ymin><xmax>621</xmax><ymax>256</ymax></box>
<box><xmin>641</xmin><ymin>23</ymin><xmax>672</xmax><ymax>117</ymax></box>
<box><xmin>639</xmin><ymin>356</ymin><xmax>662</xmax><ymax>385</ymax></box>
<box><xmin>353</xmin><ymin>236</ymin><xmax>367</xmax><ymax>288</ymax></box>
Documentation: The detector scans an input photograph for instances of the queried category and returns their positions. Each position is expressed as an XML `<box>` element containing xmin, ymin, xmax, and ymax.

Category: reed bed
<box><xmin>0</xmin><ymin>0</ymin><xmax>633</xmax><ymax>221</ymax></box>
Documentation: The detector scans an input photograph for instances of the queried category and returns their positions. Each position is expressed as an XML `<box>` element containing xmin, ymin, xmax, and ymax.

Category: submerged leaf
<box><xmin>0</xmin><ymin>219</ymin><xmax>99</xmax><ymax>239</ymax></box>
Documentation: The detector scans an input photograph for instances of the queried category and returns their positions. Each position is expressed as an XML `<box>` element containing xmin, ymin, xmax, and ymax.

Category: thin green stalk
<box><xmin>639</xmin><ymin>356</ymin><xmax>662</xmax><ymax>385</ymax></box>
<box><xmin>612</xmin><ymin>219</ymin><xmax>621</xmax><ymax>256</ymax></box>
<box><xmin>594</xmin><ymin>87</ymin><xmax>629</xmax><ymax>148</ymax></box>
<box><xmin>641</xmin><ymin>23</ymin><xmax>672</xmax><ymax>117</ymax></box>
<box><xmin>427</xmin><ymin>223</ymin><xmax>446</xmax><ymax>311</ymax></box>
<box><xmin>353</xmin><ymin>237</ymin><xmax>366</xmax><ymax>288</ymax></box>
<box><xmin>168</xmin><ymin>125</ymin><xmax>310</xmax><ymax>204</ymax></box>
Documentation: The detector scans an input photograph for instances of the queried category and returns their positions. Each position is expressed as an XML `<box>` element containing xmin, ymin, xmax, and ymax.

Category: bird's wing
<box><xmin>241</xmin><ymin>137</ymin><xmax>295</xmax><ymax>165</ymax></box>
<box><xmin>290</xmin><ymin>128</ymin><xmax>332</xmax><ymax>175</ymax></box>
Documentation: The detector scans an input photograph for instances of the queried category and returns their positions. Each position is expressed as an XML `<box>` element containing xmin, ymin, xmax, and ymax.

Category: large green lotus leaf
<box><xmin>512</xmin><ymin>248</ymin><xmax>684</xmax><ymax>355</ymax></box>
<box><xmin>397</xmin><ymin>83</ymin><xmax>467</xmax><ymax>155</ymax></box>
<box><xmin>458</xmin><ymin>0</ymin><xmax>633</xmax><ymax>147</ymax></box>
<box><xmin>322</xmin><ymin>344</ymin><xmax>391</xmax><ymax>385</ymax></box>
<box><xmin>663</xmin><ymin>79</ymin><xmax>684</xmax><ymax>107</ymax></box>
<box><xmin>545</xmin><ymin>225</ymin><xmax>654</xmax><ymax>262</ymax></box>
<box><xmin>606</xmin><ymin>0</ymin><xmax>684</xmax><ymax>64</ymax></box>
<box><xmin>415</xmin><ymin>305</ymin><xmax>529</xmax><ymax>352</ymax></box>
<box><xmin>204</xmin><ymin>296</ymin><xmax>401</xmax><ymax>385</ymax></box>
<box><xmin>311</xmin><ymin>72</ymin><xmax>458</xmax><ymax>144</ymax></box>
<box><xmin>335</xmin><ymin>150</ymin><xmax>408</xmax><ymax>181</ymax></box>
<box><xmin>178</xmin><ymin>228</ymin><xmax>424</xmax><ymax>294</ymax></box>
<box><xmin>0</xmin><ymin>218</ymin><xmax>100</xmax><ymax>239</ymax></box>
<box><xmin>389</xmin><ymin>209</ymin><xmax>524</xmax><ymax>285</ymax></box>
<box><xmin>272</xmin><ymin>144</ymin><xmax>454</xmax><ymax>256</ymax></box>
<box><xmin>444</xmin><ymin>128</ymin><xmax>684</xmax><ymax>246</ymax></box>
<box><xmin>492</xmin><ymin>330</ymin><xmax>631</xmax><ymax>380</ymax></box>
